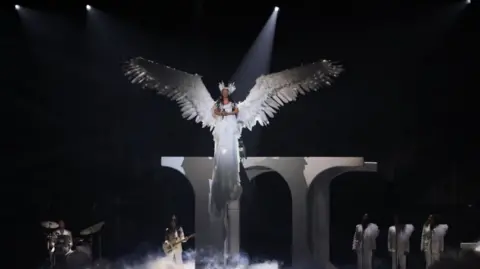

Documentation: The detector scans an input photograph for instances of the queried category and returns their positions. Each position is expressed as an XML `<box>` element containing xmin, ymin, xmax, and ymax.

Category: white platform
<box><xmin>161</xmin><ymin>157</ymin><xmax>378</xmax><ymax>268</ymax></box>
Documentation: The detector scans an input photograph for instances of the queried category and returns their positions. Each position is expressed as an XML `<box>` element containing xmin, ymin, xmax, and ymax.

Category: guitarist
<box><xmin>164</xmin><ymin>215</ymin><xmax>185</xmax><ymax>264</ymax></box>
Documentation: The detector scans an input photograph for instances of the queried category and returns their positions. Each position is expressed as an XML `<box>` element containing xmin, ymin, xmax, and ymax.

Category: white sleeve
<box><xmin>420</xmin><ymin>226</ymin><xmax>426</xmax><ymax>251</ymax></box>
<box><xmin>352</xmin><ymin>225</ymin><xmax>359</xmax><ymax>250</ymax></box>
<box><xmin>439</xmin><ymin>225</ymin><xmax>448</xmax><ymax>252</ymax></box>
<box><xmin>387</xmin><ymin>227</ymin><xmax>394</xmax><ymax>252</ymax></box>
<box><xmin>178</xmin><ymin>227</ymin><xmax>185</xmax><ymax>240</ymax></box>
<box><xmin>370</xmin><ymin>224</ymin><xmax>379</xmax><ymax>250</ymax></box>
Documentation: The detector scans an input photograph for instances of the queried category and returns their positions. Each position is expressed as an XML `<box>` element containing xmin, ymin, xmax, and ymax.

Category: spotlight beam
<box><xmin>86</xmin><ymin>5</ymin><xmax>91</xmax><ymax>10</ymax></box>
<box><xmin>15</xmin><ymin>4</ymin><xmax>20</xmax><ymax>10</ymax></box>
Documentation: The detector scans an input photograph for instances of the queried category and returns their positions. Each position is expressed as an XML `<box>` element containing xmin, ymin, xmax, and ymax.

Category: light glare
<box><xmin>86</xmin><ymin>5</ymin><xmax>91</xmax><ymax>10</ymax></box>
<box><xmin>15</xmin><ymin>5</ymin><xmax>20</xmax><ymax>10</ymax></box>
<box><xmin>274</xmin><ymin>6</ymin><xmax>279</xmax><ymax>11</ymax></box>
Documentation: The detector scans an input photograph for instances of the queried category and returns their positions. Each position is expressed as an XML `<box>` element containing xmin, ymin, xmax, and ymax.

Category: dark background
<box><xmin>4</xmin><ymin>0</ymin><xmax>479</xmax><ymax>268</ymax></box>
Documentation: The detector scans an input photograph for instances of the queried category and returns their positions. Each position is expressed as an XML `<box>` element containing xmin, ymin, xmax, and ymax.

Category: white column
<box><xmin>226</xmin><ymin>200</ymin><xmax>241</xmax><ymax>257</ymax></box>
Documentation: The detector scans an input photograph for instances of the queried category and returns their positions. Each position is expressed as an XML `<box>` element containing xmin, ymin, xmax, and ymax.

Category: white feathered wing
<box><xmin>123</xmin><ymin>57</ymin><xmax>216</xmax><ymax>130</ymax></box>
<box><xmin>237</xmin><ymin>59</ymin><xmax>344</xmax><ymax>130</ymax></box>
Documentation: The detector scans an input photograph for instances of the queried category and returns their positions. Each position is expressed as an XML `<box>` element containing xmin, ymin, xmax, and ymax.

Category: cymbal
<box><xmin>41</xmin><ymin>221</ymin><xmax>59</xmax><ymax>229</ymax></box>
<box><xmin>80</xmin><ymin>221</ymin><xmax>105</xmax><ymax>235</ymax></box>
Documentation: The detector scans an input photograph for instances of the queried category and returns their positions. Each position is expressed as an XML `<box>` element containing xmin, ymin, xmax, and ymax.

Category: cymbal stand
<box><xmin>98</xmin><ymin>232</ymin><xmax>103</xmax><ymax>260</ymax></box>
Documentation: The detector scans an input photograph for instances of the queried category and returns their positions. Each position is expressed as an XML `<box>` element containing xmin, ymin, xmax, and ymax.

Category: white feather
<box><xmin>365</xmin><ymin>223</ymin><xmax>380</xmax><ymax>238</ymax></box>
<box><xmin>123</xmin><ymin>57</ymin><xmax>216</xmax><ymax>129</ymax></box>
<box><xmin>405</xmin><ymin>224</ymin><xmax>415</xmax><ymax>237</ymax></box>
<box><xmin>434</xmin><ymin>224</ymin><xmax>448</xmax><ymax>237</ymax></box>
<box><xmin>237</xmin><ymin>59</ymin><xmax>343</xmax><ymax>130</ymax></box>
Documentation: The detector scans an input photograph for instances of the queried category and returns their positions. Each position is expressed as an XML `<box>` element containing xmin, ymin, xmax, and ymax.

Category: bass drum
<box><xmin>74</xmin><ymin>239</ymin><xmax>92</xmax><ymax>259</ymax></box>
<box><xmin>66</xmin><ymin>250</ymin><xmax>92</xmax><ymax>269</ymax></box>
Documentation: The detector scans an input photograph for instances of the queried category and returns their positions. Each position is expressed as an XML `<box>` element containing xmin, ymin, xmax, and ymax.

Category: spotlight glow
<box><xmin>467</xmin><ymin>0</ymin><xmax>470</xmax><ymax>3</ymax></box>
<box><xmin>15</xmin><ymin>5</ymin><xmax>20</xmax><ymax>10</ymax></box>
<box><xmin>86</xmin><ymin>5</ymin><xmax>91</xmax><ymax>10</ymax></box>
<box><xmin>274</xmin><ymin>6</ymin><xmax>279</xmax><ymax>11</ymax></box>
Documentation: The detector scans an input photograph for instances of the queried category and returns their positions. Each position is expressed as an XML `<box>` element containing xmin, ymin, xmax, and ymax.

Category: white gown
<box><xmin>209</xmin><ymin>102</ymin><xmax>243</xmax><ymax>218</ymax></box>
<box><xmin>123</xmin><ymin>57</ymin><xmax>344</xmax><ymax>219</ymax></box>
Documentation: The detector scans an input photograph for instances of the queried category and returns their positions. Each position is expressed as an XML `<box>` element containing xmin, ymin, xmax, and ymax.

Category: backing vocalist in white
<box><xmin>388</xmin><ymin>215</ymin><xmax>414</xmax><ymax>269</ymax></box>
<box><xmin>353</xmin><ymin>213</ymin><xmax>379</xmax><ymax>269</ymax></box>
<box><xmin>165</xmin><ymin>215</ymin><xmax>185</xmax><ymax>265</ymax></box>
<box><xmin>421</xmin><ymin>214</ymin><xmax>448</xmax><ymax>268</ymax></box>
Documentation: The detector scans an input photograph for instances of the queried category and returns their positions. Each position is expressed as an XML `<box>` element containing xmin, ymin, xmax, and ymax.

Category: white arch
<box><xmin>159</xmin><ymin>156</ymin><xmax>377</xmax><ymax>268</ymax></box>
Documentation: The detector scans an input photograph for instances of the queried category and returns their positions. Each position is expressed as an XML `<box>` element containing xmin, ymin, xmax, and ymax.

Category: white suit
<box><xmin>353</xmin><ymin>223</ymin><xmax>379</xmax><ymax>269</ymax></box>
<box><xmin>388</xmin><ymin>224</ymin><xmax>414</xmax><ymax>269</ymax></box>
<box><xmin>165</xmin><ymin>227</ymin><xmax>185</xmax><ymax>264</ymax></box>
<box><xmin>421</xmin><ymin>224</ymin><xmax>448</xmax><ymax>268</ymax></box>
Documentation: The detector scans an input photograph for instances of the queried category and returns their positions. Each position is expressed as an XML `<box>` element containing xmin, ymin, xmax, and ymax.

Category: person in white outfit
<box><xmin>165</xmin><ymin>215</ymin><xmax>185</xmax><ymax>265</ymax></box>
<box><xmin>51</xmin><ymin>220</ymin><xmax>73</xmax><ymax>251</ymax></box>
<box><xmin>388</xmin><ymin>215</ymin><xmax>414</xmax><ymax>269</ymax></box>
<box><xmin>421</xmin><ymin>215</ymin><xmax>448</xmax><ymax>268</ymax></box>
<box><xmin>353</xmin><ymin>213</ymin><xmax>379</xmax><ymax>269</ymax></box>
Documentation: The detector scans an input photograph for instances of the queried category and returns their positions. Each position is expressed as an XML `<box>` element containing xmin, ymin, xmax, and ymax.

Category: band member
<box><xmin>165</xmin><ymin>215</ymin><xmax>185</xmax><ymax>264</ymax></box>
<box><xmin>56</xmin><ymin>220</ymin><xmax>73</xmax><ymax>246</ymax></box>
<box><xmin>421</xmin><ymin>214</ymin><xmax>448</xmax><ymax>268</ymax></box>
<box><xmin>50</xmin><ymin>220</ymin><xmax>73</xmax><ymax>251</ymax></box>
<box><xmin>388</xmin><ymin>215</ymin><xmax>414</xmax><ymax>269</ymax></box>
<box><xmin>353</xmin><ymin>213</ymin><xmax>379</xmax><ymax>269</ymax></box>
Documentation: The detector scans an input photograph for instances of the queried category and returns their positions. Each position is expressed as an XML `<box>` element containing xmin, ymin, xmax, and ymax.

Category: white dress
<box><xmin>209</xmin><ymin>102</ymin><xmax>243</xmax><ymax>218</ymax></box>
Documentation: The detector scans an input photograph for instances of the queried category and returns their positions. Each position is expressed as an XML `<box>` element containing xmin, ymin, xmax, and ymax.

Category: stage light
<box><xmin>15</xmin><ymin>5</ymin><xmax>20</xmax><ymax>10</ymax></box>
<box><xmin>86</xmin><ymin>5</ymin><xmax>91</xmax><ymax>10</ymax></box>
<box><xmin>467</xmin><ymin>0</ymin><xmax>470</xmax><ymax>3</ymax></box>
<box><xmin>274</xmin><ymin>6</ymin><xmax>279</xmax><ymax>11</ymax></box>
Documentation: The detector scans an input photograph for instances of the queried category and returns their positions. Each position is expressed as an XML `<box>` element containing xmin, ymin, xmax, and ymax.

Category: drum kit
<box><xmin>41</xmin><ymin>221</ymin><xmax>105</xmax><ymax>269</ymax></box>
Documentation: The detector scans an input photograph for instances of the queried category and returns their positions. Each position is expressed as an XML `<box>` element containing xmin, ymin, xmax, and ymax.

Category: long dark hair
<box><xmin>394</xmin><ymin>215</ymin><xmax>406</xmax><ymax>231</ymax></box>
<box><xmin>215</xmin><ymin>94</ymin><xmax>236</xmax><ymax>110</ymax></box>
<box><xmin>361</xmin><ymin>213</ymin><xmax>370</xmax><ymax>230</ymax></box>
<box><xmin>424</xmin><ymin>214</ymin><xmax>438</xmax><ymax>229</ymax></box>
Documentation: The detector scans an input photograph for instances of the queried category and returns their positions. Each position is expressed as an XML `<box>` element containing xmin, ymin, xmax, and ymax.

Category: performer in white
<box><xmin>421</xmin><ymin>215</ymin><xmax>448</xmax><ymax>268</ymax></box>
<box><xmin>164</xmin><ymin>215</ymin><xmax>185</xmax><ymax>264</ymax></box>
<box><xmin>353</xmin><ymin>214</ymin><xmax>379</xmax><ymax>269</ymax></box>
<box><xmin>388</xmin><ymin>215</ymin><xmax>414</xmax><ymax>269</ymax></box>
<box><xmin>123</xmin><ymin>57</ymin><xmax>343</xmax><ymax>219</ymax></box>
<box><xmin>51</xmin><ymin>220</ymin><xmax>73</xmax><ymax>252</ymax></box>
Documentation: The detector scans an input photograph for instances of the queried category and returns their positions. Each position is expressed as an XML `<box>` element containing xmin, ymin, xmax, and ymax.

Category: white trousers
<box><xmin>167</xmin><ymin>247</ymin><xmax>183</xmax><ymax>265</ymax></box>
<box><xmin>391</xmin><ymin>252</ymin><xmax>407</xmax><ymax>269</ymax></box>
<box><xmin>424</xmin><ymin>250</ymin><xmax>440</xmax><ymax>268</ymax></box>
<box><xmin>357</xmin><ymin>250</ymin><xmax>373</xmax><ymax>269</ymax></box>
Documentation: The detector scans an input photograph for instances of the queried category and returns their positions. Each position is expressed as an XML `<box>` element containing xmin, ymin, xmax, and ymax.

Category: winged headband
<box><xmin>218</xmin><ymin>81</ymin><xmax>236</xmax><ymax>94</ymax></box>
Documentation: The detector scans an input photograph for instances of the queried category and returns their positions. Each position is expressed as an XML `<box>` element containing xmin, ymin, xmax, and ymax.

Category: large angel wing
<box><xmin>237</xmin><ymin>60</ymin><xmax>343</xmax><ymax>130</ymax></box>
<box><xmin>123</xmin><ymin>57</ymin><xmax>216</xmax><ymax>129</ymax></box>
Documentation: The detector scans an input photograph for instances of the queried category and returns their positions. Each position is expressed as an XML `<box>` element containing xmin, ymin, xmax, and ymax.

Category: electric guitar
<box><xmin>162</xmin><ymin>234</ymin><xmax>195</xmax><ymax>254</ymax></box>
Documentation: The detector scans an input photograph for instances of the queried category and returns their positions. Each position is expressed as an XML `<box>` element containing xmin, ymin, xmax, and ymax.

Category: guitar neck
<box><xmin>171</xmin><ymin>235</ymin><xmax>194</xmax><ymax>245</ymax></box>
